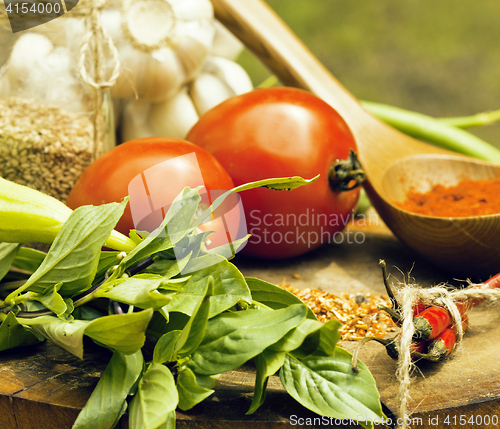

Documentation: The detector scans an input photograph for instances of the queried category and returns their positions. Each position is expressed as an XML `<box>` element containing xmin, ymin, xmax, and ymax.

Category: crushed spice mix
<box><xmin>279</xmin><ymin>280</ymin><xmax>398</xmax><ymax>341</ymax></box>
<box><xmin>396</xmin><ymin>177</ymin><xmax>500</xmax><ymax>217</ymax></box>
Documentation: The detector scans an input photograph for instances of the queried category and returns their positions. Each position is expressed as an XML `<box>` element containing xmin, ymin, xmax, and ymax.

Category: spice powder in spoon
<box><xmin>396</xmin><ymin>177</ymin><xmax>500</xmax><ymax>217</ymax></box>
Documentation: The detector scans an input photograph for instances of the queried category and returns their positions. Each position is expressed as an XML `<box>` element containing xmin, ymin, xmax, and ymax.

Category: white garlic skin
<box><xmin>6</xmin><ymin>34</ymin><xmax>92</xmax><ymax>114</ymax></box>
<box><xmin>121</xmin><ymin>99</ymin><xmax>156</xmax><ymax>142</ymax></box>
<box><xmin>210</xmin><ymin>20</ymin><xmax>245</xmax><ymax>60</ymax></box>
<box><xmin>149</xmin><ymin>86</ymin><xmax>200</xmax><ymax>139</ymax></box>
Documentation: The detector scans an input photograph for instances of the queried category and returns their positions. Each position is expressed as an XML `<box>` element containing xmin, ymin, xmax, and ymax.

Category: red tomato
<box><xmin>66</xmin><ymin>137</ymin><xmax>241</xmax><ymax>249</ymax></box>
<box><xmin>186</xmin><ymin>87</ymin><xmax>361</xmax><ymax>259</ymax></box>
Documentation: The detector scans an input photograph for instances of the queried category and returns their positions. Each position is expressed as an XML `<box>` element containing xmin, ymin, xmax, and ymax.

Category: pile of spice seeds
<box><xmin>280</xmin><ymin>280</ymin><xmax>398</xmax><ymax>340</ymax></box>
<box><xmin>0</xmin><ymin>97</ymin><xmax>94</xmax><ymax>202</ymax></box>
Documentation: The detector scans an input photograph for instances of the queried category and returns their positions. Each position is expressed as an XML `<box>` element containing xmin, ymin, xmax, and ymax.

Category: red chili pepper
<box><xmin>413</xmin><ymin>306</ymin><xmax>459</xmax><ymax>341</ymax></box>
<box><xmin>422</xmin><ymin>328</ymin><xmax>456</xmax><ymax>362</ymax></box>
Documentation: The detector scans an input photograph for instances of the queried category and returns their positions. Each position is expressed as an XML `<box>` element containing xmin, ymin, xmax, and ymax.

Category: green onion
<box><xmin>438</xmin><ymin>109</ymin><xmax>500</xmax><ymax>129</ymax></box>
<box><xmin>361</xmin><ymin>101</ymin><xmax>500</xmax><ymax>163</ymax></box>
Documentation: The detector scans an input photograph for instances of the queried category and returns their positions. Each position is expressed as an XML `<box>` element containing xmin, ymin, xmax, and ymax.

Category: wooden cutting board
<box><xmin>1</xmin><ymin>214</ymin><xmax>499</xmax><ymax>429</ymax></box>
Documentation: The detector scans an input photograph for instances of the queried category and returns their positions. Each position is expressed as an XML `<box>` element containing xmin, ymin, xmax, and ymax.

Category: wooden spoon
<box><xmin>211</xmin><ymin>0</ymin><xmax>500</xmax><ymax>278</ymax></box>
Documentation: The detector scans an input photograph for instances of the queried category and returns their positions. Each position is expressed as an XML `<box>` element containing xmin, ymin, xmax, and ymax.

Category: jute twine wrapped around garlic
<box><xmin>393</xmin><ymin>282</ymin><xmax>500</xmax><ymax>429</ymax></box>
<box><xmin>78</xmin><ymin>0</ymin><xmax>121</xmax><ymax>160</ymax></box>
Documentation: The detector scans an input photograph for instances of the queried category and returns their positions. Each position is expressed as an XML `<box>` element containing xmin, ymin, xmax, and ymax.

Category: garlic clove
<box><xmin>204</xmin><ymin>56</ymin><xmax>253</xmax><ymax>96</ymax></box>
<box><xmin>174</xmin><ymin>36</ymin><xmax>210</xmax><ymax>83</ymax></box>
<box><xmin>175</xmin><ymin>19</ymin><xmax>215</xmax><ymax>51</ymax></box>
<box><xmin>121</xmin><ymin>99</ymin><xmax>156</xmax><ymax>142</ymax></box>
<box><xmin>150</xmin><ymin>86</ymin><xmax>200</xmax><ymax>139</ymax></box>
<box><xmin>169</xmin><ymin>0</ymin><xmax>214</xmax><ymax>21</ymax></box>
<box><xmin>190</xmin><ymin>72</ymin><xmax>235</xmax><ymax>116</ymax></box>
<box><xmin>112</xmin><ymin>44</ymin><xmax>185</xmax><ymax>102</ymax></box>
<box><xmin>211</xmin><ymin>20</ymin><xmax>244</xmax><ymax>60</ymax></box>
<box><xmin>39</xmin><ymin>47</ymin><xmax>93</xmax><ymax>114</ymax></box>
<box><xmin>101</xmin><ymin>8</ymin><xmax>124</xmax><ymax>43</ymax></box>
<box><xmin>32</xmin><ymin>16</ymin><xmax>85</xmax><ymax>53</ymax></box>
<box><xmin>7</xmin><ymin>33</ymin><xmax>54</xmax><ymax>89</ymax></box>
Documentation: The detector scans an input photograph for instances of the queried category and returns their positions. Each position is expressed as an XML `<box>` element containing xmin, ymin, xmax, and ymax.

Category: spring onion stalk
<box><xmin>0</xmin><ymin>177</ymin><xmax>136</xmax><ymax>252</ymax></box>
<box><xmin>438</xmin><ymin>109</ymin><xmax>500</xmax><ymax>129</ymax></box>
<box><xmin>361</xmin><ymin>101</ymin><xmax>500</xmax><ymax>164</ymax></box>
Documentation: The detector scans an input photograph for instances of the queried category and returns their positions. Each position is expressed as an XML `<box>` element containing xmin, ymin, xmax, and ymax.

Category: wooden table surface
<box><xmin>1</xmin><ymin>211</ymin><xmax>499</xmax><ymax>429</ymax></box>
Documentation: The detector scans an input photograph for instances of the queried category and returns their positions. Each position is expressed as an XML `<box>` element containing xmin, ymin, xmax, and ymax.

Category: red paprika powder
<box><xmin>396</xmin><ymin>177</ymin><xmax>500</xmax><ymax>217</ymax></box>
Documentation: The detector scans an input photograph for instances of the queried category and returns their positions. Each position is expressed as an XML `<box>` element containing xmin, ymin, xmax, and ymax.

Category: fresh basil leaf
<box><xmin>269</xmin><ymin>318</ymin><xmax>324</xmax><ymax>353</ymax></box>
<box><xmin>314</xmin><ymin>319</ymin><xmax>342</xmax><ymax>357</ymax></box>
<box><xmin>117</xmin><ymin>187</ymin><xmax>202</xmax><ymax>278</ymax></box>
<box><xmin>0</xmin><ymin>243</ymin><xmax>20</xmax><ymax>281</ymax></box>
<box><xmin>72</xmin><ymin>350</ymin><xmax>144</xmax><ymax>429</ymax></box>
<box><xmin>141</xmin><ymin>256</ymin><xmax>186</xmax><ymax>277</ymax></box>
<box><xmin>280</xmin><ymin>349</ymin><xmax>386</xmax><ymax>429</ymax></box>
<box><xmin>167</xmin><ymin>260</ymin><xmax>251</xmax><ymax>318</ymax></box>
<box><xmin>0</xmin><ymin>312</ymin><xmax>43</xmax><ymax>351</ymax></box>
<box><xmin>177</xmin><ymin>366</ymin><xmax>214</xmax><ymax>411</ymax></box>
<box><xmin>153</xmin><ymin>330</ymin><xmax>182</xmax><ymax>364</ymax></box>
<box><xmin>246</xmin><ymin>277</ymin><xmax>317</xmax><ymax>320</ymax></box>
<box><xmin>11</xmin><ymin>246</ymin><xmax>46</xmax><ymax>274</ymax></box>
<box><xmin>94</xmin><ymin>251</ymin><xmax>120</xmax><ymax>283</ymax></box>
<box><xmin>247</xmin><ymin>349</ymin><xmax>286</xmax><ymax>415</ymax></box>
<box><xmin>146</xmin><ymin>311</ymin><xmax>189</xmax><ymax>339</ymax></box>
<box><xmin>84</xmin><ymin>309</ymin><xmax>154</xmax><ymax>355</ymax></box>
<box><xmin>72</xmin><ymin>305</ymin><xmax>106</xmax><ymax>321</ymax></box>
<box><xmin>188</xmin><ymin>304</ymin><xmax>307</xmax><ymax>375</ymax></box>
<box><xmin>28</xmin><ymin>309</ymin><xmax>153</xmax><ymax>358</ymax></box>
<box><xmin>5</xmin><ymin>201</ymin><xmax>127</xmax><ymax>301</ymax></box>
<box><xmin>29</xmin><ymin>316</ymin><xmax>88</xmax><ymax>358</ymax></box>
<box><xmin>175</xmin><ymin>276</ymin><xmax>212</xmax><ymax>359</ymax></box>
<box><xmin>0</xmin><ymin>252</ymin><xmax>18</xmax><ymax>283</ymax></box>
<box><xmin>95</xmin><ymin>275</ymin><xmax>179</xmax><ymax>310</ymax></box>
<box><xmin>156</xmin><ymin>411</ymin><xmax>176</xmax><ymax>429</ymax></box>
<box><xmin>192</xmin><ymin>176</ymin><xmax>319</xmax><ymax>230</ymax></box>
<box><xmin>128</xmin><ymin>364</ymin><xmax>179</xmax><ymax>429</ymax></box>
<box><xmin>180</xmin><ymin>253</ymin><xmax>226</xmax><ymax>275</ymax></box>
<box><xmin>32</xmin><ymin>283</ymin><xmax>68</xmax><ymax>318</ymax></box>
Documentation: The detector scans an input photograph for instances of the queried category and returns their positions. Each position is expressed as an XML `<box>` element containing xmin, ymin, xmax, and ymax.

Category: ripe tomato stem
<box><xmin>329</xmin><ymin>149</ymin><xmax>366</xmax><ymax>191</ymax></box>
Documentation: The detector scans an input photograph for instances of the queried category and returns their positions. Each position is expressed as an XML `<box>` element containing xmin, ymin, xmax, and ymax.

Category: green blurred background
<box><xmin>237</xmin><ymin>0</ymin><xmax>500</xmax><ymax>149</ymax></box>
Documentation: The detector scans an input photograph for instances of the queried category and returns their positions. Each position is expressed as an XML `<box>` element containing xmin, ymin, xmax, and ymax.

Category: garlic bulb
<box><xmin>211</xmin><ymin>20</ymin><xmax>244</xmax><ymax>60</ymax></box>
<box><xmin>121</xmin><ymin>100</ymin><xmax>156</xmax><ymax>143</ymax></box>
<box><xmin>31</xmin><ymin>16</ymin><xmax>86</xmax><ymax>53</ymax></box>
<box><xmin>102</xmin><ymin>0</ymin><xmax>215</xmax><ymax>102</ymax></box>
<box><xmin>189</xmin><ymin>55</ymin><xmax>253</xmax><ymax>116</ymax></box>
<box><xmin>121</xmin><ymin>54</ymin><xmax>254</xmax><ymax>141</ymax></box>
<box><xmin>149</xmin><ymin>87</ymin><xmax>200</xmax><ymax>139</ymax></box>
<box><xmin>5</xmin><ymin>33</ymin><xmax>92</xmax><ymax>114</ymax></box>
<box><xmin>6</xmin><ymin>33</ymin><xmax>54</xmax><ymax>89</ymax></box>
<box><xmin>203</xmin><ymin>56</ymin><xmax>254</xmax><ymax>96</ymax></box>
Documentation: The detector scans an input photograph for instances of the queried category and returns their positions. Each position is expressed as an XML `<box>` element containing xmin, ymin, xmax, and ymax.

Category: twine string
<box><xmin>78</xmin><ymin>2</ymin><xmax>121</xmax><ymax>160</ymax></box>
<box><xmin>394</xmin><ymin>284</ymin><xmax>500</xmax><ymax>429</ymax></box>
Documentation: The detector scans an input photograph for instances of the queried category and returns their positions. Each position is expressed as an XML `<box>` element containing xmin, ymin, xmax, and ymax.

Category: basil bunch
<box><xmin>0</xmin><ymin>176</ymin><xmax>386</xmax><ymax>429</ymax></box>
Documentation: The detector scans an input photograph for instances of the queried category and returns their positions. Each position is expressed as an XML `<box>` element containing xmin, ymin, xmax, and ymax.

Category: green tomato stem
<box><xmin>438</xmin><ymin>109</ymin><xmax>500</xmax><ymax>129</ymax></box>
<box><xmin>361</xmin><ymin>101</ymin><xmax>500</xmax><ymax>163</ymax></box>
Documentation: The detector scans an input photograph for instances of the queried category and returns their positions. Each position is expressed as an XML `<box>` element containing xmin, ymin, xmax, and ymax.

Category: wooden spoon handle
<box><xmin>210</xmin><ymin>0</ymin><xmax>363</xmax><ymax>119</ymax></box>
